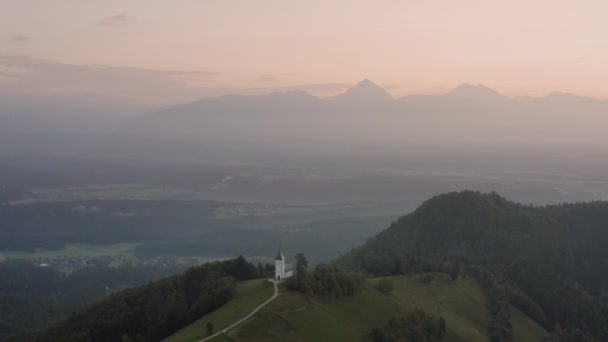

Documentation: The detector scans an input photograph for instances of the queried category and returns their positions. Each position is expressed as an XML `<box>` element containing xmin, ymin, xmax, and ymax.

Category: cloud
<box><xmin>10</xmin><ymin>35</ymin><xmax>30</xmax><ymax>43</ymax></box>
<box><xmin>287</xmin><ymin>83</ymin><xmax>351</xmax><ymax>95</ymax></box>
<box><xmin>253</xmin><ymin>73</ymin><xmax>297</xmax><ymax>84</ymax></box>
<box><xmin>97</xmin><ymin>14</ymin><xmax>131</xmax><ymax>27</ymax></box>
<box><xmin>0</xmin><ymin>57</ymin><xmax>34</xmax><ymax>83</ymax></box>
<box><xmin>163</xmin><ymin>70</ymin><xmax>223</xmax><ymax>85</ymax></box>
<box><xmin>0</xmin><ymin>56</ymin><xmax>348</xmax><ymax>102</ymax></box>
<box><xmin>254</xmin><ymin>76</ymin><xmax>281</xmax><ymax>84</ymax></box>
<box><xmin>0</xmin><ymin>56</ymin><xmax>223</xmax><ymax>105</ymax></box>
<box><xmin>0</xmin><ymin>56</ymin><xmax>221</xmax><ymax>80</ymax></box>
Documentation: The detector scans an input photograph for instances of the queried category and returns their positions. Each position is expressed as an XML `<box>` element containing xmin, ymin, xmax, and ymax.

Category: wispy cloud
<box><xmin>253</xmin><ymin>73</ymin><xmax>297</xmax><ymax>84</ymax></box>
<box><xmin>281</xmin><ymin>82</ymin><xmax>351</xmax><ymax>97</ymax></box>
<box><xmin>0</xmin><ymin>56</ymin><xmax>223</xmax><ymax>105</ymax></box>
<box><xmin>97</xmin><ymin>14</ymin><xmax>131</xmax><ymax>28</ymax></box>
<box><xmin>10</xmin><ymin>35</ymin><xmax>30</xmax><ymax>43</ymax></box>
<box><xmin>0</xmin><ymin>56</ymin><xmax>221</xmax><ymax>79</ymax></box>
<box><xmin>164</xmin><ymin>70</ymin><xmax>222</xmax><ymax>84</ymax></box>
<box><xmin>254</xmin><ymin>76</ymin><xmax>281</xmax><ymax>84</ymax></box>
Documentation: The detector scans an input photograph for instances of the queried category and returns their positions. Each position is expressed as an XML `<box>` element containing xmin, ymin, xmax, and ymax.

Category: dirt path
<box><xmin>196</xmin><ymin>279</ymin><xmax>278</xmax><ymax>342</ymax></box>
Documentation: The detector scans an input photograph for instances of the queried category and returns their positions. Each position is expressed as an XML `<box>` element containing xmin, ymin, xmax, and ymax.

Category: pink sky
<box><xmin>2</xmin><ymin>0</ymin><xmax>607</xmax><ymax>99</ymax></box>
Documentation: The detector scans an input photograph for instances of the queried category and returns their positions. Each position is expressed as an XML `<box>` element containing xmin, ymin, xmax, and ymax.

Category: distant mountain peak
<box><xmin>330</xmin><ymin>79</ymin><xmax>394</xmax><ymax>103</ymax></box>
<box><xmin>354</xmin><ymin>79</ymin><xmax>379</xmax><ymax>88</ymax></box>
<box><xmin>449</xmin><ymin>83</ymin><xmax>505</xmax><ymax>99</ymax></box>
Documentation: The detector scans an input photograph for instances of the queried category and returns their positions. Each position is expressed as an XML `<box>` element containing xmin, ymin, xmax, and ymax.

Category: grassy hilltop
<box><xmin>21</xmin><ymin>191</ymin><xmax>608</xmax><ymax>341</ymax></box>
<box><xmin>168</xmin><ymin>274</ymin><xmax>546</xmax><ymax>342</ymax></box>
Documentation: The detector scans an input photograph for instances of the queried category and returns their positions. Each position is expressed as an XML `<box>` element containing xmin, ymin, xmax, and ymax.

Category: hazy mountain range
<box><xmin>2</xmin><ymin>79</ymin><xmax>608</xmax><ymax>159</ymax></box>
<box><xmin>2</xmin><ymin>79</ymin><xmax>608</xmax><ymax>205</ymax></box>
<box><xmin>127</xmin><ymin>79</ymin><xmax>608</xmax><ymax>151</ymax></box>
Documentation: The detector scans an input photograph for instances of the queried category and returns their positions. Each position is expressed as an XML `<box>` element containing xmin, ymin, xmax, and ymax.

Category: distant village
<box><xmin>28</xmin><ymin>255</ymin><xmax>182</xmax><ymax>270</ymax></box>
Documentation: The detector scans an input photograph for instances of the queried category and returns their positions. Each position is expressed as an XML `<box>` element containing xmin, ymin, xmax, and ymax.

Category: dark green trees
<box><xmin>205</xmin><ymin>322</ymin><xmax>214</xmax><ymax>336</ymax></box>
<box><xmin>339</xmin><ymin>191</ymin><xmax>608</xmax><ymax>341</ymax></box>
<box><xmin>294</xmin><ymin>253</ymin><xmax>310</xmax><ymax>294</ymax></box>
<box><xmin>368</xmin><ymin>309</ymin><xmax>447</xmax><ymax>342</ymax></box>
<box><xmin>286</xmin><ymin>253</ymin><xmax>363</xmax><ymax>298</ymax></box>
<box><xmin>26</xmin><ymin>257</ymin><xmax>264</xmax><ymax>342</ymax></box>
<box><xmin>438</xmin><ymin>317</ymin><xmax>446</xmax><ymax>338</ymax></box>
<box><xmin>376</xmin><ymin>277</ymin><xmax>394</xmax><ymax>294</ymax></box>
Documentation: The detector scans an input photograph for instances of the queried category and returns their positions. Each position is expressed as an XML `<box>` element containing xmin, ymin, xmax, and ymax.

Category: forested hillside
<box><xmin>11</xmin><ymin>257</ymin><xmax>266</xmax><ymax>342</ymax></box>
<box><xmin>338</xmin><ymin>191</ymin><xmax>608</xmax><ymax>341</ymax></box>
<box><xmin>11</xmin><ymin>192</ymin><xmax>608</xmax><ymax>342</ymax></box>
<box><xmin>0</xmin><ymin>261</ymin><xmax>187</xmax><ymax>339</ymax></box>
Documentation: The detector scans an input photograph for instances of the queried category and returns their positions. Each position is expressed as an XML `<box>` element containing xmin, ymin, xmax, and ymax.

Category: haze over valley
<box><xmin>3</xmin><ymin>78</ymin><xmax>608</xmax><ymax>207</ymax></box>
<box><xmin>2</xmin><ymin>1</ymin><xmax>608</xmax><ymax>341</ymax></box>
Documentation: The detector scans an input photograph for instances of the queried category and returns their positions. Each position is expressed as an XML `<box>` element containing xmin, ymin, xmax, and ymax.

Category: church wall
<box><xmin>285</xmin><ymin>269</ymin><xmax>295</xmax><ymax>278</ymax></box>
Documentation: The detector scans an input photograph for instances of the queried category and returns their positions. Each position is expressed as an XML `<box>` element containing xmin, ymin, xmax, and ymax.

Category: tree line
<box><xmin>0</xmin><ymin>259</ymin><xmax>188</xmax><ymax>340</ymax></box>
<box><xmin>337</xmin><ymin>191</ymin><xmax>608</xmax><ymax>341</ymax></box>
<box><xmin>8</xmin><ymin>256</ymin><xmax>265</xmax><ymax>342</ymax></box>
<box><xmin>286</xmin><ymin>253</ymin><xmax>364</xmax><ymax>298</ymax></box>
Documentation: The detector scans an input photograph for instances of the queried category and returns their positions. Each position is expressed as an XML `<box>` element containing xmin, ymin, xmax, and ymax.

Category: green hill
<box><xmin>338</xmin><ymin>191</ymin><xmax>608</xmax><ymax>341</ymax></box>
<box><xmin>171</xmin><ymin>274</ymin><xmax>546</xmax><ymax>342</ymax></box>
<box><xmin>19</xmin><ymin>191</ymin><xmax>608</xmax><ymax>341</ymax></box>
<box><xmin>165</xmin><ymin>278</ymin><xmax>273</xmax><ymax>342</ymax></box>
<box><xmin>13</xmin><ymin>257</ymin><xmax>266</xmax><ymax>342</ymax></box>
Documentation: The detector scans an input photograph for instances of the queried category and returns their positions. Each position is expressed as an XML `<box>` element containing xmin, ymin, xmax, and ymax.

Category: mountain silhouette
<box><xmin>448</xmin><ymin>83</ymin><xmax>506</xmax><ymax>100</ymax></box>
<box><xmin>109</xmin><ymin>78</ymin><xmax>608</xmax><ymax>151</ymax></box>
<box><xmin>329</xmin><ymin>79</ymin><xmax>394</xmax><ymax>104</ymax></box>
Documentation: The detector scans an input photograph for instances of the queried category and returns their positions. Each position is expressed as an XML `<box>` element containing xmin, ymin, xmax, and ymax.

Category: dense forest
<box><xmin>338</xmin><ymin>191</ymin><xmax>608</xmax><ymax>341</ymax></box>
<box><xmin>285</xmin><ymin>254</ymin><xmax>364</xmax><ymax>298</ymax></box>
<box><xmin>0</xmin><ymin>260</ymin><xmax>189</xmax><ymax>340</ymax></box>
<box><xmin>9</xmin><ymin>257</ymin><xmax>266</xmax><ymax>342</ymax></box>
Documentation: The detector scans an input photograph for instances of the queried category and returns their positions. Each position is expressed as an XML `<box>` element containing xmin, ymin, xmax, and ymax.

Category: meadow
<box><xmin>170</xmin><ymin>274</ymin><xmax>547</xmax><ymax>341</ymax></box>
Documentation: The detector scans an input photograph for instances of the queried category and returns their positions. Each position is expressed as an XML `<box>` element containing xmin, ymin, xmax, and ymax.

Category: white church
<box><xmin>275</xmin><ymin>248</ymin><xmax>295</xmax><ymax>281</ymax></box>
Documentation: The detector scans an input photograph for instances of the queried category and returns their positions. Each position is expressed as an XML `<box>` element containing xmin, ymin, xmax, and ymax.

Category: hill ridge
<box><xmin>338</xmin><ymin>190</ymin><xmax>608</xmax><ymax>341</ymax></box>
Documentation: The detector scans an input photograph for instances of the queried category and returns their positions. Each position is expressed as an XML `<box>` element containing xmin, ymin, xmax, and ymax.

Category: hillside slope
<box><xmin>338</xmin><ymin>191</ymin><xmax>608</xmax><ymax>341</ymax></box>
<box><xmin>12</xmin><ymin>257</ymin><xmax>264</xmax><ymax>342</ymax></box>
<box><xmin>165</xmin><ymin>278</ymin><xmax>273</xmax><ymax>342</ymax></box>
<box><xmin>186</xmin><ymin>274</ymin><xmax>545</xmax><ymax>342</ymax></box>
<box><xmin>17</xmin><ymin>191</ymin><xmax>608</xmax><ymax>341</ymax></box>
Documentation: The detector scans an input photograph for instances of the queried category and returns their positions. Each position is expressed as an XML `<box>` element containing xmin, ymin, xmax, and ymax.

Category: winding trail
<box><xmin>196</xmin><ymin>279</ymin><xmax>279</xmax><ymax>342</ymax></box>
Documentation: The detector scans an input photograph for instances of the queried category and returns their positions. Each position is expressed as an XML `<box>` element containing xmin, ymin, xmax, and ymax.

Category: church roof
<box><xmin>275</xmin><ymin>248</ymin><xmax>285</xmax><ymax>260</ymax></box>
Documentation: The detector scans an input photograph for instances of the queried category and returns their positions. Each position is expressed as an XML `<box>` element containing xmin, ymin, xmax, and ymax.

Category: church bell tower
<box><xmin>275</xmin><ymin>248</ymin><xmax>285</xmax><ymax>280</ymax></box>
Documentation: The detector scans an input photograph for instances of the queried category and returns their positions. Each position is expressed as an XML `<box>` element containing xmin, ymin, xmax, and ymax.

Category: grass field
<box><xmin>373</xmin><ymin>275</ymin><xmax>490</xmax><ymax>342</ymax></box>
<box><xmin>225</xmin><ymin>274</ymin><xmax>548</xmax><ymax>342</ymax></box>
<box><xmin>165</xmin><ymin>273</ymin><xmax>548</xmax><ymax>342</ymax></box>
<box><xmin>164</xmin><ymin>278</ymin><xmax>274</xmax><ymax>342</ymax></box>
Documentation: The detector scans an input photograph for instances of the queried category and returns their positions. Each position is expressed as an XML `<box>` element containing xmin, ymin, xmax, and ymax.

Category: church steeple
<box><xmin>275</xmin><ymin>248</ymin><xmax>285</xmax><ymax>261</ymax></box>
<box><xmin>275</xmin><ymin>248</ymin><xmax>285</xmax><ymax>280</ymax></box>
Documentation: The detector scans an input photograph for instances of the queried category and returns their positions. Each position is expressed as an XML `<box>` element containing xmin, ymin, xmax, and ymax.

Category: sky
<box><xmin>1</xmin><ymin>0</ymin><xmax>607</xmax><ymax>104</ymax></box>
